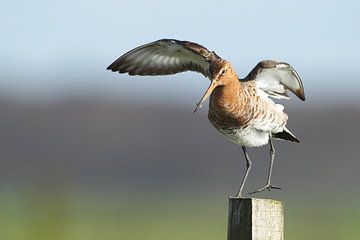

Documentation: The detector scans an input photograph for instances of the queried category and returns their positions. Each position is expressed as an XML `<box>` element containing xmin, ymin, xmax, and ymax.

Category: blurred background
<box><xmin>1</xmin><ymin>0</ymin><xmax>359</xmax><ymax>239</ymax></box>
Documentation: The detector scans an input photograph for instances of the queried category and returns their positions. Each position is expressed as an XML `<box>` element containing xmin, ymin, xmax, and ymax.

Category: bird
<box><xmin>107</xmin><ymin>39</ymin><xmax>305</xmax><ymax>198</ymax></box>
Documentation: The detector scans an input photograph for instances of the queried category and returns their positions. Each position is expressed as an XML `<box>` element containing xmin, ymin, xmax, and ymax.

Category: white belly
<box><xmin>215</xmin><ymin>127</ymin><xmax>270</xmax><ymax>148</ymax></box>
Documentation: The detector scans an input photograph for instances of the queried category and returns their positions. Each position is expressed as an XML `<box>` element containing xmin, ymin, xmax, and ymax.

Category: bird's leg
<box><xmin>235</xmin><ymin>146</ymin><xmax>252</xmax><ymax>198</ymax></box>
<box><xmin>249</xmin><ymin>136</ymin><xmax>281</xmax><ymax>195</ymax></box>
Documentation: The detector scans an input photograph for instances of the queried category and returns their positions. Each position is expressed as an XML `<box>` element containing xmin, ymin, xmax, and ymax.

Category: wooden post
<box><xmin>227</xmin><ymin>198</ymin><xmax>284</xmax><ymax>240</ymax></box>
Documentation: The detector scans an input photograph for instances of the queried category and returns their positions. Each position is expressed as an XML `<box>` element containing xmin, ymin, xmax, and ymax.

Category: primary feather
<box><xmin>244</xmin><ymin>60</ymin><xmax>305</xmax><ymax>101</ymax></box>
<box><xmin>107</xmin><ymin>39</ymin><xmax>219</xmax><ymax>78</ymax></box>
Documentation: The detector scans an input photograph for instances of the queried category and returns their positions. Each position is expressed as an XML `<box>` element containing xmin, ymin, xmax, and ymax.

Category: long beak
<box><xmin>193</xmin><ymin>80</ymin><xmax>218</xmax><ymax>114</ymax></box>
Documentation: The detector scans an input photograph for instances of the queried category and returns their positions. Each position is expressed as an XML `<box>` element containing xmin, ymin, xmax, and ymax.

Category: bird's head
<box><xmin>209</xmin><ymin>59</ymin><xmax>236</xmax><ymax>86</ymax></box>
<box><xmin>193</xmin><ymin>59</ymin><xmax>237</xmax><ymax>114</ymax></box>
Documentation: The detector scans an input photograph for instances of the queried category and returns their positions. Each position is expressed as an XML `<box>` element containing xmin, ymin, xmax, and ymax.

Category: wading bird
<box><xmin>107</xmin><ymin>39</ymin><xmax>305</xmax><ymax>197</ymax></box>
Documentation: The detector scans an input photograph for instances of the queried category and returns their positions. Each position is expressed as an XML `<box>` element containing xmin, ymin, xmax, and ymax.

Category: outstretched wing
<box><xmin>107</xmin><ymin>39</ymin><xmax>220</xmax><ymax>78</ymax></box>
<box><xmin>245</xmin><ymin>60</ymin><xmax>305</xmax><ymax>101</ymax></box>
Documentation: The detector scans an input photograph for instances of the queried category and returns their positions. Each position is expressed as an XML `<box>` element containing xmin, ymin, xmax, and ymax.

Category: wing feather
<box><xmin>245</xmin><ymin>60</ymin><xmax>305</xmax><ymax>101</ymax></box>
<box><xmin>107</xmin><ymin>39</ymin><xmax>220</xmax><ymax>79</ymax></box>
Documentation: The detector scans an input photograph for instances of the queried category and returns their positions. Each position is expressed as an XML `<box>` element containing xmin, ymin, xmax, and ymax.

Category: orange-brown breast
<box><xmin>209</xmin><ymin>80</ymin><xmax>254</xmax><ymax>129</ymax></box>
<box><xmin>208</xmin><ymin>80</ymin><xmax>288</xmax><ymax>132</ymax></box>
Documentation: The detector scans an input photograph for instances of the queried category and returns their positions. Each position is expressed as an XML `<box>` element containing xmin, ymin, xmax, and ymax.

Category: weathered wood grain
<box><xmin>227</xmin><ymin>198</ymin><xmax>284</xmax><ymax>240</ymax></box>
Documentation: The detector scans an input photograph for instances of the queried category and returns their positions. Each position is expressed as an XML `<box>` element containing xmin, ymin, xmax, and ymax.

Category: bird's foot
<box><xmin>249</xmin><ymin>184</ymin><xmax>281</xmax><ymax>195</ymax></box>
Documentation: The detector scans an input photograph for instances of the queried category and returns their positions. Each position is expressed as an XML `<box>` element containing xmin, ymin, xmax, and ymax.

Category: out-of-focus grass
<box><xmin>0</xmin><ymin>190</ymin><xmax>359</xmax><ymax>240</ymax></box>
<box><xmin>286</xmin><ymin>198</ymin><xmax>360</xmax><ymax>240</ymax></box>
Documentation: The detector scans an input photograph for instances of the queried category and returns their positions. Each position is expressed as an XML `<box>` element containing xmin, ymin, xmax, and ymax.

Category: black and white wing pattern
<box><xmin>107</xmin><ymin>39</ymin><xmax>220</xmax><ymax>79</ymax></box>
<box><xmin>245</xmin><ymin>60</ymin><xmax>305</xmax><ymax>101</ymax></box>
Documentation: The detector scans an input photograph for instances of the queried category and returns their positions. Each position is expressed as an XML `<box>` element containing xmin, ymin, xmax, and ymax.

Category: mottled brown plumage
<box><xmin>107</xmin><ymin>39</ymin><xmax>305</xmax><ymax>197</ymax></box>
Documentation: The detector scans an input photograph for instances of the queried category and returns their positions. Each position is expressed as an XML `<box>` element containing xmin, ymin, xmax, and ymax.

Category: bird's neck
<box><xmin>208</xmin><ymin>79</ymin><xmax>255</xmax><ymax>128</ymax></box>
<box><xmin>211</xmin><ymin>79</ymin><xmax>243</xmax><ymax>109</ymax></box>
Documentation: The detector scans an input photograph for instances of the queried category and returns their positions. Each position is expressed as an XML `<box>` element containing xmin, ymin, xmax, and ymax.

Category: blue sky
<box><xmin>1</xmin><ymin>0</ymin><xmax>359</xmax><ymax>104</ymax></box>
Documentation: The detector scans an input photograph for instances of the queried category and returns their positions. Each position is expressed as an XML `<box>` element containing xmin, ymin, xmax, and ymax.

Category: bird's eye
<box><xmin>221</xmin><ymin>69</ymin><xmax>226</xmax><ymax>75</ymax></box>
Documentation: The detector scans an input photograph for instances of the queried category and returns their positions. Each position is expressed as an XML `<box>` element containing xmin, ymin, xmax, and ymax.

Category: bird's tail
<box><xmin>272</xmin><ymin>127</ymin><xmax>300</xmax><ymax>143</ymax></box>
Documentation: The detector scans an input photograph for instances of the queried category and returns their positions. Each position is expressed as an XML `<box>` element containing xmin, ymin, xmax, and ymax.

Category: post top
<box><xmin>228</xmin><ymin>197</ymin><xmax>283</xmax><ymax>205</ymax></box>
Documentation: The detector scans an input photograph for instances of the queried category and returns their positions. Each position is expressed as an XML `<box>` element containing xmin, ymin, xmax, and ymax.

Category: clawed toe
<box><xmin>249</xmin><ymin>184</ymin><xmax>281</xmax><ymax>195</ymax></box>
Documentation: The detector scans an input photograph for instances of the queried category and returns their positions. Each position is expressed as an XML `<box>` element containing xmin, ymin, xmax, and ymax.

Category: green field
<box><xmin>0</xmin><ymin>190</ymin><xmax>359</xmax><ymax>240</ymax></box>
